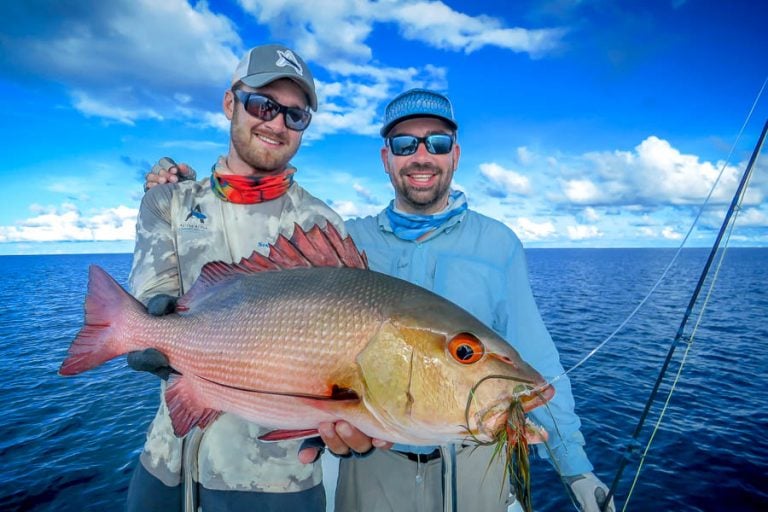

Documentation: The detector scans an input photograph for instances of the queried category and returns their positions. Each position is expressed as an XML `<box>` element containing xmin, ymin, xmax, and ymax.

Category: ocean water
<box><xmin>0</xmin><ymin>248</ymin><xmax>766</xmax><ymax>511</ymax></box>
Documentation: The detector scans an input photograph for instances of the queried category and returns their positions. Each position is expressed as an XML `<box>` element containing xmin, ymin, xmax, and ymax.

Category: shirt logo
<box><xmin>180</xmin><ymin>204</ymin><xmax>208</xmax><ymax>232</ymax></box>
<box><xmin>276</xmin><ymin>49</ymin><xmax>303</xmax><ymax>76</ymax></box>
<box><xmin>185</xmin><ymin>205</ymin><xmax>206</xmax><ymax>223</ymax></box>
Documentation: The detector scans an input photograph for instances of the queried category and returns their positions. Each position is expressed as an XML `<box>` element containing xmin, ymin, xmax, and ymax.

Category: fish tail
<box><xmin>59</xmin><ymin>265</ymin><xmax>144</xmax><ymax>376</ymax></box>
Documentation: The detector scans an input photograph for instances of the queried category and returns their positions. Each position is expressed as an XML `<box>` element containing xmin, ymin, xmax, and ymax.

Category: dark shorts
<box><xmin>126</xmin><ymin>461</ymin><xmax>326</xmax><ymax>512</ymax></box>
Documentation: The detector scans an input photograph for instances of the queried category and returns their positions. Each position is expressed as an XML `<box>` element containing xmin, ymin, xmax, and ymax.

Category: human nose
<box><xmin>410</xmin><ymin>138</ymin><xmax>433</xmax><ymax>159</ymax></box>
<box><xmin>262</xmin><ymin>111</ymin><xmax>289</xmax><ymax>132</ymax></box>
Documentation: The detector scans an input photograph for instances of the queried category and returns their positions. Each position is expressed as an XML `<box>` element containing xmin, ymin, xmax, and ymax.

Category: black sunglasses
<box><xmin>386</xmin><ymin>134</ymin><xmax>455</xmax><ymax>156</ymax></box>
<box><xmin>231</xmin><ymin>89</ymin><xmax>312</xmax><ymax>131</ymax></box>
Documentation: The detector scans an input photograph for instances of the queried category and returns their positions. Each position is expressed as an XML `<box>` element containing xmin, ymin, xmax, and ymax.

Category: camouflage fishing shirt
<box><xmin>128</xmin><ymin>171</ymin><xmax>344</xmax><ymax>492</ymax></box>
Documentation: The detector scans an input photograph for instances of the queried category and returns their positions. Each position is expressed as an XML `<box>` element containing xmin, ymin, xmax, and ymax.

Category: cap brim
<box><xmin>239</xmin><ymin>73</ymin><xmax>318</xmax><ymax>111</ymax></box>
<box><xmin>380</xmin><ymin>114</ymin><xmax>458</xmax><ymax>137</ymax></box>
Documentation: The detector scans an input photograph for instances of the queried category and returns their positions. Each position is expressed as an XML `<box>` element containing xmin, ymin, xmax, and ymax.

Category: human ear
<box><xmin>223</xmin><ymin>90</ymin><xmax>235</xmax><ymax>120</ymax></box>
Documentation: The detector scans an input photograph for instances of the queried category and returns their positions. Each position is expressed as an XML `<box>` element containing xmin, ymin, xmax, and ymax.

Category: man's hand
<box><xmin>126</xmin><ymin>294</ymin><xmax>179</xmax><ymax>379</ymax></box>
<box><xmin>297</xmin><ymin>421</ymin><xmax>392</xmax><ymax>464</ymax></box>
<box><xmin>144</xmin><ymin>157</ymin><xmax>197</xmax><ymax>191</ymax></box>
<box><xmin>127</xmin><ymin>348</ymin><xmax>176</xmax><ymax>380</ymax></box>
<box><xmin>146</xmin><ymin>293</ymin><xmax>178</xmax><ymax>316</ymax></box>
<box><xmin>566</xmin><ymin>472</ymin><xmax>615</xmax><ymax>512</ymax></box>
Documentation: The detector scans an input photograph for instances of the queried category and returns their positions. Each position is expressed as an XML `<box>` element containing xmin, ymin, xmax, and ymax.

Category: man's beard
<box><xmin>230</xmin><ymin>110</ymin><xmax>295</xmax><ymax>173</ymax></box>
<box><xmin>397</xmin><ymin>162</ymin><xmax>451</xmax><ymax>212</ymax></box>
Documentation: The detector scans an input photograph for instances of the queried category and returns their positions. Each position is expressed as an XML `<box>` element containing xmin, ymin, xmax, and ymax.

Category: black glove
<box><xmin>146</xmin><ymin>293</ymin><xmax>178</xmax><ymax>316</ymax></box>
<box><xmin>127</xmin><ymin>348</ymin><xmax>176</xmax><ymax>380</ymax></box>
<box><xmin>126</xmin><ymin>294</ymin><xmax>179</xmax><ymax>380</ymax></box>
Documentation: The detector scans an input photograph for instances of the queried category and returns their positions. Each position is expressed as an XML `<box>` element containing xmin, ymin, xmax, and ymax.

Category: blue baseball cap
<box><xmin>380</xmin><ymin>88</ymin><xmax>458</xmax><ymax>136</ymax></box>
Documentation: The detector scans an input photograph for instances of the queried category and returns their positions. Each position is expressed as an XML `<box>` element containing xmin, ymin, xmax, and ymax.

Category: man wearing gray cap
<box><xmin>324</xmin><ymin>88</ymin><xmax>615</xmax><ymax>512</ymax></box>
<box><xmin>126</xmin><ymin>44</ymin><xmax>343</xmax><ymax>512</ymax></box>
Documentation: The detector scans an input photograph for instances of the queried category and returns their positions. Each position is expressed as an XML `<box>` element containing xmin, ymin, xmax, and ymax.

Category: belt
<box><xmin>395</xmin><ymin>449</ymin><xmax>442</xmax><ymax>463</ymax></box>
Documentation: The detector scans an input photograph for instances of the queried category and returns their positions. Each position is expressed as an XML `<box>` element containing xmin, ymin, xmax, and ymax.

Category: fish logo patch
<box><xmin>275</xmin><ymin>49</ymin><xmax>303</xmax><ymax>76</ymax></box>
<box><xmin>186</xmin><ymin>205</ymin><xmax>206</xmax><ymax>223</ymax></box>
<box><xmin>180</xmin><ymin>204</ymin><xmax>208</xmax><ymax>231</ymax></box>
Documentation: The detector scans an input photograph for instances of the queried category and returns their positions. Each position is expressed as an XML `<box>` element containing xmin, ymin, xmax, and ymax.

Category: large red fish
<box><xmin>59</xmin><ymin>224</ymin><xmax>553</xmax><ymax>445</ymax></box>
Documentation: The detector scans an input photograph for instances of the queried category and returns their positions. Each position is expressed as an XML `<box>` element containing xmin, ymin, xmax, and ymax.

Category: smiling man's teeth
<box><xmin>411</xmin><ymin>175</ymin><xmax>432</xmax><ymax>182</ymax></box>
<box><xmin>257</xmin><ymin>134</ymin><xmax>280</xmax><ymax>145</ymax></box>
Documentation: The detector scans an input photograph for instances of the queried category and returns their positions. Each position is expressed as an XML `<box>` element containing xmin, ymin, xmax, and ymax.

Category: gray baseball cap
<box><xmin>380</xmin><ymin>88</ymin><xmax>457</xmax><ymax>136</ymax></box>
<box><xmin>232</xmin><ymin>44</ymin><xmax>318</xmax><ymax>111</ymax></box>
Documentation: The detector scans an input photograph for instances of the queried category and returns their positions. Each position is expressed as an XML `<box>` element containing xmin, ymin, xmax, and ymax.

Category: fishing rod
<box><xmin>602</xmin><ymin>117</ymin><xmax>768</xmax><ymax>511</ymax></box>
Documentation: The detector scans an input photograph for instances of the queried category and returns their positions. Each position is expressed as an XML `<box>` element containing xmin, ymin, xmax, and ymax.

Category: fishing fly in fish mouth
<box><xmin>461</xmin><ymin>373</ymin><xmax>555</xmax><ymax>512</ymax></box>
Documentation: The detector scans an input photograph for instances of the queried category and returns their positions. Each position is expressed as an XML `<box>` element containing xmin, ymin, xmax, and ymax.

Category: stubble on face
<box><xmin>394</xmin><ymin>161</ymin><xmax>453</xmax><ymax>212</ymax></box>
<box><xmin>229</xmin><ymin>108</ymin><xmax>296</xmax><ymax>173</ymax></box>
<box><xmin>227</xmin><ymin>80</ymin><xmax>305</xmax><ymax>175</ymax></box>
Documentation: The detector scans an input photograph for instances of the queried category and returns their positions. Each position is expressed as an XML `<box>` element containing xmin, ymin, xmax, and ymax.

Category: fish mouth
<box><xmin>470</xmin><ymin>402</ymin><xmax>513</xmax><ymax>440</ymax></box>
<box><xmin>518</xmin><ymin>382</ymin><xmax>555</xmax><ymax>413</ymax></box>
<box><xmin>469</xmin><ymin>396</ymin><xmax>551</xmax><ymax>445</ymax></box>
<box><xmin>464</xmin><ymin>375</ymin><xmax>555</xmax><ymax>441</ymax></box>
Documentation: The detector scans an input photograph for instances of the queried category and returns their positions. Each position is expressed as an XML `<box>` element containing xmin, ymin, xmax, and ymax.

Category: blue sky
<box><xmin>0</xmin><ymin>0</ymin><xmax>766</xmax><ymax>255</ymax></box>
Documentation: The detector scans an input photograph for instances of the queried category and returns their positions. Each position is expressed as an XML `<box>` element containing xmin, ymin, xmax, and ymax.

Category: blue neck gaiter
<box><xmin>385</xmin><ymin>190</ymin><xmax>468</xmax><ymax>241</ymax></box>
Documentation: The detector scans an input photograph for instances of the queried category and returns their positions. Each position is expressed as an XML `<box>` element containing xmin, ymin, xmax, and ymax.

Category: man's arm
<box><xmin>126</xmin><ymin>185</ymin><xmax>184</xmax><ymax>378</ymax></box>
<box><xmin>129</xmin><ymin>184</ymin><xmax>182</xmax><ymax>303</ymax></box>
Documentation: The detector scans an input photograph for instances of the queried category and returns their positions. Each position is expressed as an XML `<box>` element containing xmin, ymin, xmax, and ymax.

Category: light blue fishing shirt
<box><xmin>345</xmin><ymin>193</ymin><xmax>593</xmax><ymax>477</ymax></box>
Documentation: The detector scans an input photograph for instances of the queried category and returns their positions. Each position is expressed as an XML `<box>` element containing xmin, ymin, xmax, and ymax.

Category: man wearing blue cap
<box><xmin>326</xmin><ymin>88</ymin><xmax>615</xmax><ymax>512</ymax></box>
<box><xmin>143</xmin><ymin>88</ymin><xmax>615</xmax><ymax>512</ymax></box>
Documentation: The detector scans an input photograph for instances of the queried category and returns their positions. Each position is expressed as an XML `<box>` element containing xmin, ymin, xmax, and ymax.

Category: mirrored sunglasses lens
<box><xmin>426</xmin><ymin>135</ymin><xmax>453</xmax><ymax>154</ymax></box>
<box><xmin>245</xmin><ymin>95</ymin><xmax>280</xmax><ymax>121</ymax></box>
<box><xmin>285</xmin><ymin>108</ymin><xmax>311</xmax><ymax>130</ymax></box>
<box><xmin>391</xmin><ymin>136</ymin><xmax>418</xmax><ymax>155</ymax></box>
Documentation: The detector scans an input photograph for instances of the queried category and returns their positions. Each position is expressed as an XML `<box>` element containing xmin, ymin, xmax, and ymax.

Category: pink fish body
<box><xmin>60</xmin><ymin>224</ymin><xmax>553</xmax><ymax>445</ymax></box>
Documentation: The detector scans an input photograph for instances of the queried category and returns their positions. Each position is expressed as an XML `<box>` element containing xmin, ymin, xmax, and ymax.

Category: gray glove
<box><xmin>144</xmin><ymin>157</ymin><xmax>197</xmax><ymax>192</ymax></box>
<box><xmin>126</xmin><ymin>294</ymin><xmax>179</xmax><ymax>379</ymax></box>
<box><xmin>566</xmin><ymin>472</ymin><xmax>615</xmax><ymax>512</ymax></box>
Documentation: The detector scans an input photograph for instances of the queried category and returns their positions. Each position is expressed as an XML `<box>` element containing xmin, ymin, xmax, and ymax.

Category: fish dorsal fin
<box><xmin>177</xmin><ymin>223</ymin><xmax>367</xmax><ymax>311</ymax></box>
<box><xmin>290</xmin><ymin>223</ymin><xmax>369</xmax><ymax>269</ymax></box>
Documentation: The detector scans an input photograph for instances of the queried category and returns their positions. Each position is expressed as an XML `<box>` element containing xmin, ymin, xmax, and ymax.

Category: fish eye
<box><xmin>448</xmin><ymin>333</ymin><xmax>485</xmax><ymax>364</ymax></box>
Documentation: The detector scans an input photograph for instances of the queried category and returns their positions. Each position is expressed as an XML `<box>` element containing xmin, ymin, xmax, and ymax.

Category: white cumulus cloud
<box><xmin>567</xmin><ymin>224</ymin><xmax>601</xmax><ymax>240</ymax></box>
<box><xmin>512</xmin><ymin>217</ymin><xmax>556</xmax><ymax>240</ymax></box>
<box><xmin>562</xmin><ymin>178</ymin><xmax>603</xmax><ymax>203</ymax></box>
<box><xmin>661</xmin><ymin>227</ymin><xmax>683</xmax><ymax>240</ymax></box>
<box><xmin>479</xmin><ymin>162</ymin><xmax>532</xmax><ymax>196</ymax></box>
<box><xmin>573</xmin><ymin>136</ymin><xmax>743</xmax><ymax>206</ymax></box>
<box><xmin>0</xmin><ymin>204</ymin><xmax>138</xmax><ymax>243</ymax></box>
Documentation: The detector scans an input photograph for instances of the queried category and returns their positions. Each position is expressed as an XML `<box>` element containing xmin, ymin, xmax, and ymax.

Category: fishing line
<box><xmin>621</xmin><ymin>190</ymin><xmax>745</xmax><ymax>510</ymax></box>
<box><xmin>534</xmin><ymin>74</ymin><xmax>768</xmax><ymax>392</ymax></box>
<box><xmin>602</xmin><ymin>116</ymin><xmax>768</xmax><ymax>510</ymax></box>
<box><xmin>515</xmin><ymin>74</ymin><xmax>767</xmax><ymax>511</ymax></box>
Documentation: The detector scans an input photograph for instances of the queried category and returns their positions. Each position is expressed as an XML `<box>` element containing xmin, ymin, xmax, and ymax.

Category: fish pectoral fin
<box><xmin>259</xmin><ymin>429</ymin><xmax>319</xmax><ymax>442</ymax></box>
<box><xmin>165</xmin><ymin>376</ymin><xmax>221</xmax><ymax>437</ymax></box>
